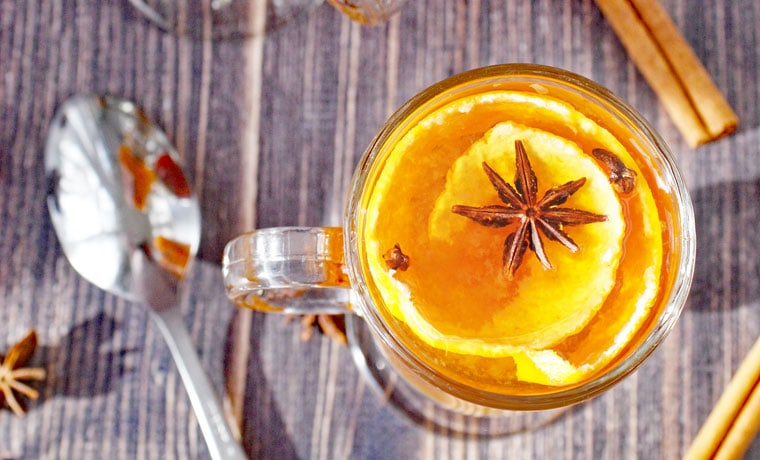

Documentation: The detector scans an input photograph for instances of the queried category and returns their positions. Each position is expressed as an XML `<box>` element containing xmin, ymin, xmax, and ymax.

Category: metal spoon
<box><xmin>44</xmin><ymin>95</ymin><xmax>247</xmax><ymax>460</ymax></box>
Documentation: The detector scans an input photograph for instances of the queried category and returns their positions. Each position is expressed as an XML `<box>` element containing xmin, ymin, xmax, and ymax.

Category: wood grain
<box><xmin>1</xmin><ymin>0</ymin><xmax>759</xmax><ymax>458</ymax></box>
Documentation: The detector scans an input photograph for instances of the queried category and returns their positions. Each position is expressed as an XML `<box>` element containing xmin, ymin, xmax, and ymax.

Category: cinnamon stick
<box><xmin>683</xmin><ymin>337</ymin><xmax>760</xmax><ymax>460</ymax></box>
<box><xmin>595</xmin><ymin>0</ymin><xmax>738</xmax><ymax>147</ymax></box>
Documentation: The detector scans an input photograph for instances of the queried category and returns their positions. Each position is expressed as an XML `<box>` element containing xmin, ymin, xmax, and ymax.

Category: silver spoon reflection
<box><xmin>45</xmin><ymin>95</ymin><xmax>246</xmax><ymax>460</ymax></box>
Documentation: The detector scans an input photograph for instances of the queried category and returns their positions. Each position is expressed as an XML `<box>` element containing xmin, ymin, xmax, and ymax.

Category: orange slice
<box><xmin>429</xmin><ymin>122</ymin><xmax>624</xmax><ymax>344</ymax></box>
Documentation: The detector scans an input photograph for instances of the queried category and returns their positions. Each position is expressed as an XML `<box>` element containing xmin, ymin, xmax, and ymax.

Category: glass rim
<box><xmin>345</xmin><ymin>63</ymin><xmax>696</xmax><ymax>410</ymax></box>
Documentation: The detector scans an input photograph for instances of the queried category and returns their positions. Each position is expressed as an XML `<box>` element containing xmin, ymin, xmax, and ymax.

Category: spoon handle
<box><xmin>150</xmin><ymin>307</ymin><xmax>248</xmax><ymax>460</ymax></box>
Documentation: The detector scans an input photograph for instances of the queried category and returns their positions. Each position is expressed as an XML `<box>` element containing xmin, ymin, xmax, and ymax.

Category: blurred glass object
<box><xmin>128</xmin><ymin>0</ymin><xmax>407</xmax><ymax>39</ymax></box>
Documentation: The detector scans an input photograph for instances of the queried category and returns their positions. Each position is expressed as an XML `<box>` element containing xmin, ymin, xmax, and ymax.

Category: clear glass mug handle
<box><xmin>222</xmin><ymin>227</ymin><xmax>354</xmax><ymax>315</ymax></box>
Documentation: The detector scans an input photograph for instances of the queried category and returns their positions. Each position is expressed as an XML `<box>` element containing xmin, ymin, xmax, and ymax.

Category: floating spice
<box><xmin>383</xmin><ymin>244</ymin><xmax>410</xmax><ymax>271</ymax></box>
<box><xmin>592</xmin><ymin>148</ymin><xmax>637</xmax><ymax>194</ymax></box>
<box><xmin>452</xmin><ymin>139</ymin><xmax>607</xmax><ymax>278</ymax></box>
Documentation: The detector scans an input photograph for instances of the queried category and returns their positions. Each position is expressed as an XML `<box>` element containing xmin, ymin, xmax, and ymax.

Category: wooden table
<box><xmin>1</xmin><ymin>0</ymin><xmax>759</xmax><ymax>458</ymax></box>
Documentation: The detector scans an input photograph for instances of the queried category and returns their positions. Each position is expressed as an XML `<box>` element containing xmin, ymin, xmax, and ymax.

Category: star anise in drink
<box><xmin>0</xmin><ymin>329</ymin><xmax>46</xmax><ymax>416</ymax></box>
<box><xmin>452</xmin><ymin>139</ymin><xmax>607</xmax><ymax>278</ymax></box>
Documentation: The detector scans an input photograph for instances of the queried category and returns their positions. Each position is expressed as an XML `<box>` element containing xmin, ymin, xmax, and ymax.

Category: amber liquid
<box><xmin>357</xmin><ymin>77</ymin><xmax>681</xmax><ymax>398</ymax></box>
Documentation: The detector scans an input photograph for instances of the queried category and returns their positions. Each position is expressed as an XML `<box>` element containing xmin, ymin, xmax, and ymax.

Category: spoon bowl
<box><xmin>45</xmin><ymin>95</ymin><xmax>246</xmax><ymax>459</ymax></box>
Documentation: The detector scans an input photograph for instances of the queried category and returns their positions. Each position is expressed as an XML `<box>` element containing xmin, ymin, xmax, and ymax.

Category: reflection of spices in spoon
<box><xmin>155</xmin><ymin>152</ymin><xmax>191</xmax><ymax>198</ymax></box>
<box><xmin>140</xmin><ymin>236</ymin><xmax>192</xmax><ymax>280</ymax></box>
<box><xmin>0</xmin><ymin>329</ymin><xmax>46</xmax><ymax>416</ymax></box>
<box><xmin>119</xmin><ymin>142</ymin><xmax>192</xmax><ymax>211</ymax></box>
<box><xmin>118</xmin><ymin>143</ymin><xmax>155</xmax><ymax>211</ymax></box>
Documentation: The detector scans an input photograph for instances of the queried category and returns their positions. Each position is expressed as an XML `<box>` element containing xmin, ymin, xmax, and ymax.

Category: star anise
<box><xmin>452</xmin><ymin>139</ymin><xmax>607</xmax><ymax>278</ymax></box>
<box><xmin>0</xmin><ymin>329</ymin><xmax>46</xmax><ymax>416</ymax></box>
<box><xmin>286</xmin><ymin>314</ymin><xmax>347</xmax><ymax>345</ymax></box>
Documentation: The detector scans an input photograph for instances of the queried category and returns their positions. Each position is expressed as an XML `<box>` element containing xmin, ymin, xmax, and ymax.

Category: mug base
<box><xmin>345</xmin><ymin>315</ymin><xmax>569</xmax><ymax>436</ymax></box>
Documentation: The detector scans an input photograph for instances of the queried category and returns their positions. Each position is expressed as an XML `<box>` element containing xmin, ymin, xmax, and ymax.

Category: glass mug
<box><xmin>128</xmin><ymin>0</ymin><xmax>407</xmax><ymax>39</ymax></box>
<box><xmin>223</xmin><ymin>64</ymin><xmax>696</xmax><ymax>432</ymax></box>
